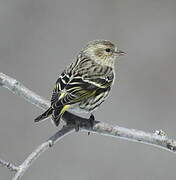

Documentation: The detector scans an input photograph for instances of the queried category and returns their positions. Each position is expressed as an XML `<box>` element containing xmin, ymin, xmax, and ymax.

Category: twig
<box><xmin>0</xmin><ymin>72</ymin><xmax>176</xmax><ymax>180</ymax></box>
<box><xmin>12</xmin><ymin>126</ymin><xmax>74</xmax><ymax>180</ymax></box>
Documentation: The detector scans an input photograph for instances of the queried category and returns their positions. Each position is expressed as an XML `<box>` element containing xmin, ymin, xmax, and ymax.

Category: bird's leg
<box><xmin>89</xmin><ymin>114</ymin><xmax>95</xmax><ymax>127</ymax></box>
<box><xmin>64</xmin><ymin>112</ymin><xmax>95</xmax><ymax>133</ymax></box>
<box><xmin>88</xmin><ymin>114</ymin><xmax>95</xmax><ymax>135</ymax></box>
<box><xmin>74</xmin><ymin>119</ymin><xmax>80</xmax><ymax>132</ymax></box>
<box><xmin>64</xmin><ymin>114</ymin><xmax>81</xmax><ymax>132</ymax></box>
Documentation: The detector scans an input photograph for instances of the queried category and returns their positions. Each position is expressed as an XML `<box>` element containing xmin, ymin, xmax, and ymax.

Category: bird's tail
<box><xmin>34</xmin><ymin>107</ymin><xmax>53</xmax><ymax>122</ymax></box>
<box><xmin>52</xmin><ymin>105</ymin><xmax>70</xmax><ymax>126</ymax></box>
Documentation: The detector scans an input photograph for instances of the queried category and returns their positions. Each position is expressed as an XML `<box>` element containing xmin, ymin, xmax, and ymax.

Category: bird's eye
<box><xmin>105</xmin><ymin>48</ymin><xmax>111</xmax><ymax>53</ymax></box>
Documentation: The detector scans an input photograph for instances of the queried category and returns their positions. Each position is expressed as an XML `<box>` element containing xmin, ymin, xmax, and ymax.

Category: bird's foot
<box><xmin>74</xmin><ymin>119</ymin><xmax>81</xmax><ymax>132</ymax></box>
<box><xmin>67</xmin><ymin>113</ymin><xmax>95</xmax><ymax>133</ymax></box>
<box><xmin>88</xmin><ymin>114</ymin><xmax>95</xmax><ymax>135</ymax></box>
<box><xmin>65</xmin><ymin>116</ymin><xmax>81</xmax><ymax>132</ymax></box>
<box><xmin>89</xmin><ymin>114</ymin><xmax>95</xmax><ymax>128</ymax></box>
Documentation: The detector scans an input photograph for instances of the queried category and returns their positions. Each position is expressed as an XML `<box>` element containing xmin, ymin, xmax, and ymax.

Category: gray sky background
<box><xmin>1</xmin><ymin>0</ymin><xmax>176</xmax><ymax>179</ymax></box>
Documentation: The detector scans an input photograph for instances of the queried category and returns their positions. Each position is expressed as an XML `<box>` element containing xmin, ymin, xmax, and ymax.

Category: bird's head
<box><xmin>82</xmin><ymin>40</ymin><xmax>125</xmax><ymax>67</ymax></box>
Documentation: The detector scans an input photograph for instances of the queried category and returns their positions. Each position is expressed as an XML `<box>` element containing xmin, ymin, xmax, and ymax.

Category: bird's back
<box><xmin>62</xmin><ymin>53</ymin><xmax>115</xmax><ymax>113</ymax></box>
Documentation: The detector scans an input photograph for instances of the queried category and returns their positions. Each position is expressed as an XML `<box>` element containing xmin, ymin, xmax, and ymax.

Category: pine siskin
<box><xmin>34</xmin><ymin>40</ymin><xmax>125</xmax><ymax>127</ymax></box>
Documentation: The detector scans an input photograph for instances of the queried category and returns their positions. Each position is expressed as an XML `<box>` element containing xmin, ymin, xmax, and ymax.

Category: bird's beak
<box><xmin>115</xmin><ymin>50</ymin><xmax>126</xmax><ymax>56</ymax></box>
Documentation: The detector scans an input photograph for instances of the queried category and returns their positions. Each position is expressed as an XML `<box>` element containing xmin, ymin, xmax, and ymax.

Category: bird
<box><xmin>34</xmin><ymin>40</ymin><xmax>125</xmax><ymax>128</ymax></box>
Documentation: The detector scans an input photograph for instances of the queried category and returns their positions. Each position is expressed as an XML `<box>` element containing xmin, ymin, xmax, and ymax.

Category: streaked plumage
<box><xmin>35</xmin><ymin>40</ymin><xmax>125</xmax><ymax>126</ymax></box>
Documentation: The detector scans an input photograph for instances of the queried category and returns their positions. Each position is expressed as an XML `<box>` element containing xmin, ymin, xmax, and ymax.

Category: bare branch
<box><xmin>0</xmin><ymin>73</ymin><xmax>50</xmax><ymax>110</ymax></box>
<box><xmin>1</xmin><ymin>72</ymin><xmax>176</xmax><ymax>179</ymax></box>
<box><xmin>1</xmin><ymin>72</ymin><xmax>176</xmax><ymax>153</ymax></box>
<box><xmin>12</xmin><ymin>126</ymin><xmax>74</xmax><ymax>180</ymax></box>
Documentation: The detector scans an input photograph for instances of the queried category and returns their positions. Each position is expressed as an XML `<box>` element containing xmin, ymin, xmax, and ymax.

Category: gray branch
<box><xmin>12</xmin><ymin>126</ymin><xmax>75</xmax><ymax>180</ymax></box>
<box><xmin>0</xmin><ymin>72</ymin><xmax>176</xmax><ymax>180</ymax></box>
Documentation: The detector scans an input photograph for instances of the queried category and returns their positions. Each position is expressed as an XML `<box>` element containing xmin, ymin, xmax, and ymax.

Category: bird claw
<box><xmin>89</xmin><ymin>114</ymin><xmax>95</xmax><ymax>127</ymax></box>
<box><xmin>87</xmin><ymin>114</ymin><xmax>95</xmax><ymax>135</ymax></box>
<box><xmin>75</xmin><ymin>119</ymin><xmax>80</xmax><ymax>132</ymax></box>
<box><xmin>73</xmin><ymin>114</ymin><xmax>95</xmax><ymax>134</ymax></box>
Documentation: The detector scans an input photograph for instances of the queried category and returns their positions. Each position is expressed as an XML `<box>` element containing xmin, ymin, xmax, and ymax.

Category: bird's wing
<box><xmin>51</xmin><ymin>73</ymin><xmax>113</xmax><ymax>109</ymax></box>
<box><xmin>50</xmin><ymin>54</ymin><xmax>87</xmax><ymax>105</ymax></box>
<box><xmin>50</xmin><ymin>55</ymin><xmax>92</xmax><ymax>105</ymax></box>
<box><xmin>51</xmin><ymin>70</ymin><xmax>71</xmax><ymax>105</ymax></box>
<box><xmin>82</xmin><ymin>70</ymin><xmax>114</xmax><ymax>89</ymax></box>
<box><xmin>51</xmin><ymin>77</ymin><xmax>96</xmax><ymax>108</ymax></box>
<box><xmin>51</xmin><ymin>55</ymin><xmax>114</xmax><ymax>108</ymax></box>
